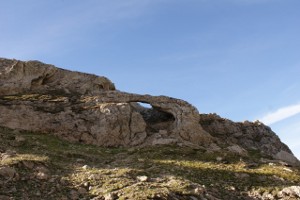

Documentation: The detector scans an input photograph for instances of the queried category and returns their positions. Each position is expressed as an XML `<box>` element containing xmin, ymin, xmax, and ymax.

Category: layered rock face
<box><xmin>0</xmin><ymin>58</ymin><xmax>211</xmax><ymax>148</ymax></box>
<box><xmin>0</xmin><ymin>58</ymin><xmax>298</xmax><ymax>165</ymax></box>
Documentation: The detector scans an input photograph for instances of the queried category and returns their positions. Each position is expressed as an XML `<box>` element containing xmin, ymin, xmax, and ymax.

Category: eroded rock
<box><xmin>0</xmin><ymin>58</ymin><xmax>298</xmax><ymax>167</ymax></box>
<box><xmin>199</xmin><ymin>113</ymin><xmax>299</xmax><ymax>165</ymax></box>
<box><xmin>0</xmin><ymin>92</ymin><xmax>211</xmax><ymax>147</ymax></box>
<box><xmin>0</xmin><ymin>58</ymin><xmax>212</xmax><ymax>148</ymax></box>
<box><xmin>0</xmin><ymin>58</ymin><xmax>115</xmax><ymax>96</ymax></box>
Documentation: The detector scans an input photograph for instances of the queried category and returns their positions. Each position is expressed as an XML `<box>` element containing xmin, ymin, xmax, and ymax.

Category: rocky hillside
<box><xmin>1</xmin><ymin>126</ymin><xmax>300</xmax><ymax>200</ymax></box>
<box><xmin>199</xmin><ymin>114</ymin><xmax>299</xmax><ymax>165</ymax></box>
<box><xmin>0</xmin><ymin>58</ymin><xmax>299</xmax><ymax>199</ymax></box>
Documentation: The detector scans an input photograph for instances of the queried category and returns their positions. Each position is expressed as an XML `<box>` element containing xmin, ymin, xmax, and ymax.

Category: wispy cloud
<box><xmin>259</xmin><ymin>103</ymin><xmax>300</xmax><ymax>125</ymax></box>
<box><xmin>271</xmin><ymin>117</ymin><xmax>300</xmax><ymax>159</ymax></box>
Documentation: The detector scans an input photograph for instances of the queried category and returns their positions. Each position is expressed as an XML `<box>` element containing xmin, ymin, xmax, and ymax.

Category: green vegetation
<box><xmin>0</xmin><ymin>126</ymin><xmax>299</xmax><ymax>199</ymax></box>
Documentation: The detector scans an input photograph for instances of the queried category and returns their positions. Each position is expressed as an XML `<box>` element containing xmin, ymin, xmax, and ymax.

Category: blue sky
<box><xmin>1</xmin><ymin>0</ymin><xmax>300</xmax><ymax>159</ymax></box>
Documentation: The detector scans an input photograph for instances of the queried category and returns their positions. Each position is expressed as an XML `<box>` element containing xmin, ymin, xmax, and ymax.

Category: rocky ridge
<box><xmin>0</xmin><ymin>58</ymin><xmax>299</xmax><ymax>199</ymax></box>
<box><xmin>199</xmin><ymin>114</ymin><xmax>299</xmax><ymax>165</ymax></box>
<box><xmin>0</xmin><ymin>58</ymin><xmax>211</xmax><ymax>148</ymax></box>
<box><xmin>0</xmin><ymin>58</ymin><xmax>115</xmax><ymax>96</ymax></box>
<box><xmin>0</xmin><ymin>58</ymin><xmax>298</xmax><ymax>165</ymax></box>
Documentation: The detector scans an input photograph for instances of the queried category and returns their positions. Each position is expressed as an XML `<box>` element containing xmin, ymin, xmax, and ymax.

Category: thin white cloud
<box><xmin>271</xmin><ymin>117</ymin><xmax>300</xmax><ymax>159</ymax></box>
<box><xmin>259</xmin><ymin>103</ymin><xmax>300</xmax><ymax>125</ymax></box>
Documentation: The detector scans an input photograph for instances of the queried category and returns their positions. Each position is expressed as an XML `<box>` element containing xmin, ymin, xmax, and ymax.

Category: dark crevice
<box><xmin>135</xmin><ymin>102</ymin><xmax>175</xmax><ymax>132</ymax></box>
<box><xmin>41</xmin><ymin>74</ymin><xmax>55</xmax><ymax>85</ymax></box>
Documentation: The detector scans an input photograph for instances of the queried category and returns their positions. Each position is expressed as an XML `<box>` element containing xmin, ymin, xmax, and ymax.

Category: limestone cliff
<box><xmin>0</xmin><ymin>58</ymin><xmax>298</xmax><ymax>166</ymax></box>
<box><xmin>0</xmin><ymin>58</ymin><xmax>211</xmax><ymax>148</ymax></box>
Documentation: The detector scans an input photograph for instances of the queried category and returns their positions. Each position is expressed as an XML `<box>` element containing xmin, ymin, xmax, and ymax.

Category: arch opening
<box><xmin>135</xmin><ymin>102</ymin><xmax>175</xmax><ymax>132</ymax></box>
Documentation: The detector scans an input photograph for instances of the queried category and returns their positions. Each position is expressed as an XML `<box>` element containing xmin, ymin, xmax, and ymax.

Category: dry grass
<box><xmin>0</xmin><ymin>126</ymin><xmax>299</xmax><ymax>199</ymax></box>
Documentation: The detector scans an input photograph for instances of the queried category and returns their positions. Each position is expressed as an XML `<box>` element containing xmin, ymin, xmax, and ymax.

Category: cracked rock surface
<box><xmin>0</xmin><ymin>58</ymin><xmax>211</xmax><ymax>148</ymax></box>
<box><xmin>0</xmin><ymin>58</ymin><xmax>299</xmax><ymax>166</ymax></box>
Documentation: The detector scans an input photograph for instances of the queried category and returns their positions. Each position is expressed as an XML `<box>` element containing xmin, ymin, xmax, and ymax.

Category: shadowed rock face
<box><xmin>0</xmin><ymin>58</ymin><xmax>211</xmax><ymax>147</ymax></box>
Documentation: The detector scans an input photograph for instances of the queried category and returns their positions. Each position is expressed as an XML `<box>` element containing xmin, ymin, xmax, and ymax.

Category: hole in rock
<box><xmin>138</xmin><ymin>102</ymin><xmax>152</xmax><ymax>109</ymax></box>
<box><xmin>135</xmin><ymin>102</ymin><xmax>175</xmax><ymax>132</ymax></box>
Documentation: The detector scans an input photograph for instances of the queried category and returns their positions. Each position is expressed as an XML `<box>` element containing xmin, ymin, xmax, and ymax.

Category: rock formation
<box><xmin>199</xmin><ymin>113</ymin><xmax>299</xmax><ymax>165</ymax></box>
<box><xmin>0</xmin><ymin>59</ymin><xmax>115</xmax><ymax>96</ymax></box>
<box><xmin>0</xmin><ymin>58</ymin><xmax>299</xmax><ymax>166</ymax></box>
<box><xmin>0</xmin><ymin>58</ymin><xmax>211</xmax><ymax>148</ymax></box>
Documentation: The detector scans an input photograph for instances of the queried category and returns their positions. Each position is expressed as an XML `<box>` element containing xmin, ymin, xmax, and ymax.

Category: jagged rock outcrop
<box><xmin>0</xmin><ymin>58</ymin><xmax>211</xmax><ymax>148</ymax></box>
<box><xmin>199</xmin><ymin>113</ymin><xmax>299</xmax><ymax>165</ymax></box>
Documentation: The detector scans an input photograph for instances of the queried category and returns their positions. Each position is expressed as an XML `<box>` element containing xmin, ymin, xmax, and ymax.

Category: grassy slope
<box><xmin>0</xmin><ymin>126</ymin><xmax>300</xmax><ymax>200</ymax></box>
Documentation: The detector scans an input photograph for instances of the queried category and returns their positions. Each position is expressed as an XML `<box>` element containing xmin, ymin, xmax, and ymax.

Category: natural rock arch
<box><xmin>0</xmin><ymin>58</ymin><xmax>212</xmax><ymax>148</ymax></box>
